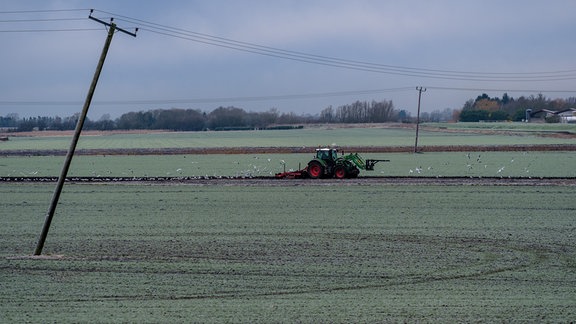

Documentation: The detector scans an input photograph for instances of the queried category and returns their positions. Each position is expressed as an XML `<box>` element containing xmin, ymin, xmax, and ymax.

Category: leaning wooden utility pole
<box><xmin>34</xmin><ymin>12</ymin><xmax>137</xmax><ymax>256</ymax></box>
<box><xmin>414</xmin><ymin>86</ymin><xmax>426</xmax><ymax>153</ymax></box>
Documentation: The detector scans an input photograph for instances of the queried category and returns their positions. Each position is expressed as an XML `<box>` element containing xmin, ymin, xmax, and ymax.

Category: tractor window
<box><xmin>317</xmin><ymin>149</ymin><xmax>336</xmax><ymax>160</ymax></box>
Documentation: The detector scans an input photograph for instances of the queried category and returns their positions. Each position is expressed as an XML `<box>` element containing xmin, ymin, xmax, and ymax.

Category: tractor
<box><xmin>275</xmin><ymin>148</ymin><xmax>389</xmax><ymax>179</ymax></box>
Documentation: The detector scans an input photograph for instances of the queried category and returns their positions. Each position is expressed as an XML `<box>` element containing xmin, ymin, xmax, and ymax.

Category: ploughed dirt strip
<box><xmin>2</xmin><ymin>144</ymin><xmax>576</xmax><ymax>156</ymax></box>
<box><xmin>2</xmin><ymin>176</ymin><xmax>575</xmax><ymax>186</ymax></box>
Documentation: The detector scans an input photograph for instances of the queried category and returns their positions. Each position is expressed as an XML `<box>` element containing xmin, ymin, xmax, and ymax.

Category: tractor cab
<box><xmin>316</xmin><ymin>148</ymin><xmax>338</xmax><ymax>161</ymax></box>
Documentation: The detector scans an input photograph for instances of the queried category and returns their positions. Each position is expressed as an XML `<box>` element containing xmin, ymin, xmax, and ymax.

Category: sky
<box><xmin>1</xmin><ymin>0</ymin><xmax>576</xmax><ymax>120</ymax></box>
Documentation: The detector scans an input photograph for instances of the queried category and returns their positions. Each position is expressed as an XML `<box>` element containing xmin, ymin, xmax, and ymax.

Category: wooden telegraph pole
<box><xmin>414</xmin><ymin>86</ymin><xmax>426</xmax><ymax>153</ymax></box>
<box><xmin>34</xmin><ymin>12</ymin><xmax>137</xmax><ymax>255</ymax></box>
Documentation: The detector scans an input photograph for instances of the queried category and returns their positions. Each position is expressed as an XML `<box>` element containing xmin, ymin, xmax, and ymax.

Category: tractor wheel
<box><xmin>307</xmin><ymin>161</ymin><xmax>323</xmax><ymax>179</ymax></box>
<box><xmin>334</xmin><ymin>166</ymin><xmax>346</xmax><ymax>179</ymax></box>
<box><xmin>348</xmin><ymin>167</ymin><xmax>360</xmax><ymax>178</ymax></box>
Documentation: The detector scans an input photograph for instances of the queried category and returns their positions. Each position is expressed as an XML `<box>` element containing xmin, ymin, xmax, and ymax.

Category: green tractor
<box><xmin>306</xmin><ymin>148</ymin><xmax>389</xmax><ymax>179</ymax></box>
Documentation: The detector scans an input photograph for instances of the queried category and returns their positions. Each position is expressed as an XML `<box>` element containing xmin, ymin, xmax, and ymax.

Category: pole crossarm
<box><xmin>89</xmin><ymin>10</ymin><xmax>138</xmax><ymax>37</ymax></box>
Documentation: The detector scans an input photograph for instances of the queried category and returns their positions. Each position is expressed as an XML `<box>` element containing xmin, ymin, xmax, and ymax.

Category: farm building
<box><xmin>557</xmin><ymin>108</ymin><xmax>576</xmax><ymax>123</ymax></box>
<box><xmin>526</xmin><ymin>108</ymin><xmax>576</xmax><ymax>123</ymax></box>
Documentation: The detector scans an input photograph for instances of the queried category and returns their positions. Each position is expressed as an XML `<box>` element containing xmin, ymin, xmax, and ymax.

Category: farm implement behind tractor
<box><xmin>275</xmin><ymin>148</ymin><xmax>389</xmax><ymax>179</ymax></box>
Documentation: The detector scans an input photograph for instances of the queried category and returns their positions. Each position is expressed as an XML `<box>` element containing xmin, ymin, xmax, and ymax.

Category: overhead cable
<box><xmin>91</xmin><ymin>9</ymin><xmax>576</xmax><ymax>82</ymax></box>
<box><xmin>0</xmin><ymin>87</ymin><xmax>415</xmax><ymax>106</ymax></box>
<box><xmin>3</xmin><ymin>9</ymin><xmax>576</xmax><ymax>82</ymax></box>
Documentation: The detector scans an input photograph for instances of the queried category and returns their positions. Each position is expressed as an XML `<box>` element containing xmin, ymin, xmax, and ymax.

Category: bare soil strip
<box><xmin>1</xmin><ymin>176</ymin><xmax>575</xmax><ymax>186</ymax></box>
<box><xmin>2</xmin><ymin>144</ymin><xmax>576</xmax><ymax>156</ymax></box>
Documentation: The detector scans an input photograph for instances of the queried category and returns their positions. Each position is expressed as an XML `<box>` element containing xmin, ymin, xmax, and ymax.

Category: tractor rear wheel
<box><xmin>307</xmin><ymin>161</ymin><xmax>323</xmax><ymax>179</ymax></box>
<box><xmin>334</xmin><ymin>166</ymin><xmax>346</xmax><ymax>179</ymax></box>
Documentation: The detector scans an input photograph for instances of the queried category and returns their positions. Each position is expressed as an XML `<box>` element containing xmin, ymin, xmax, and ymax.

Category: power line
<box><xmin>0</xmin><ymin>28</ymin><xmax>100</xmax><ymax>33</ymax></box>
<box><xmin>426</xmin><ymin>86</ymin><xmax>576</xmax><ymax>93</ymax></box>
<box><xmin>0</xmin><ymin>10</ymin><xmax>96</xmax><ymax>33</ymax></box>
<box><xmin>0</xmin><ymin>9</ymin><xmax>88</xmax><ymax>14</ymax></box>
<box><xmin>137</xmin><ymin>26</ymin><xmax>576</xmax><ymax>81</ymax></box>
<box><xmin>91</xmin><ymin>9</ymin><xmax>576</xmax><ymax>82</ymax></box>
<box><xmin>0</xmin><ymin>18</ymin><xmax>86</xmax><ymax>23</ymax></box>
<box><xmin>0</xmin><ymin>87</ymin><xmax>415</xmax><ymax>106</ymax></box>
<box><xmin>4</xmin><ymin>8</ymin><xmax>576</xmax><ymax>81</ymax></box>
<box><xmin>2</xmin><ymin>86</ymin><xmax>574</xmax><ymax>108</ymax></box>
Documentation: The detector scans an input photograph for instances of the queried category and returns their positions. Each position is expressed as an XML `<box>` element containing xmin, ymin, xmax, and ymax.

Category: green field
<box><xmin>423</xmin><ymin>121</ymin><xmax>576</xmax><ymax>133</ymax></box>
<box><xmin>1</xmin><ymin>123</ymin><xmax>575</xmax><ymax>151</ymax></box>
<box><xmin>1</xmin><ymin>124</ymin><xmax>575</xmax><ymax>322</ymax></box>
<box><xmin>1</xmin><ymin>183</ymin><xmax>575</xmax><ymax>322</ymax></box>
<box><xmin>1</xmin><ymin>124</ymin><xmax>575</xmax><ymax>178</ymax></box>
<box><xmin>2</xmin><ymin>151</ymin><xmax>575</xmax><ymax>178</ymax></box>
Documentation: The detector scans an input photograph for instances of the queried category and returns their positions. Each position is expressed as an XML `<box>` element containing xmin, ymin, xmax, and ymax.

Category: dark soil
<box><xmin>2</xmin><ymin>144</ymin><xmax>576</xmax><ymax>157</ymax></box>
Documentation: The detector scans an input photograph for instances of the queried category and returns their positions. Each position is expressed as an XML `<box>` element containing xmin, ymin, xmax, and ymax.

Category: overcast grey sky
<box><xmin>1</xmin><ymin>1</ymin><xmax>575</xmax><ymax>119</ymax></box>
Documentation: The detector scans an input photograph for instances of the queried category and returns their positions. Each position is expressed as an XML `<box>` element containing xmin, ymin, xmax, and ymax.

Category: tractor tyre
<box><xmin>334</xmin><ymin>166</ymin><xmax>346</xmax><ymax>179</ymax></box>
<box><xmin>307</xmin><ymin>161</ymin><xmax>324</xmax><ymax>179</ymax></box>
<box><xmin>348</xmin><ymin>167</ymin><xmax>360</xmax><ymax>178</ymax></box>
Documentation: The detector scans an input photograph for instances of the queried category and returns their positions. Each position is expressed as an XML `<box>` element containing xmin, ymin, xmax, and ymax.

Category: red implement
<box><xmin>274</xmin><ymin>168</ymin><xmax>308</xmax><ymax>179</ymax></box>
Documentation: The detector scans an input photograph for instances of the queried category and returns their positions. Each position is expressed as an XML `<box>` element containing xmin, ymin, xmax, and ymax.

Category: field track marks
<box><xmin>6</xmin><ymin>234</ymin><xmax>557</xmax><ymax>302</ymax></box>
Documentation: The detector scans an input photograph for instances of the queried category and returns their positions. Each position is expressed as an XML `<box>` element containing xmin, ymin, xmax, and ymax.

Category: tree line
<box><xmin>319</xmin><ymin>100</ymin><xmax>396</xmax><ymax>123</ymax></box>
<box><xmin>0</xmin><ymin>99</ymin><xmax>404</xmax><ymax>132</ymax></box>
<box><xmin>458</xmin><ymin>93</ymin><xmax>576</xmax><ymax>122</ymax></box>
<box><xmin>2</xmin><ymin>94</ymin><xmax>574</xmax><ymax>132</ymax></box>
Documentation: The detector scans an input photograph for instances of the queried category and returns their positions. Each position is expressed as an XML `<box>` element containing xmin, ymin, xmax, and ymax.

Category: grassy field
<box><xmin>1</xmin><ymin>123</ymin><xmax>575</xmax><ymax>178</ymax></box>
<box><xmin>423</xmin><ymin>121</ymin><xmax>576</xmax><ymax>133</ymax></box>
<box><xmin>1</xmin><ymin>123</ymin><xmax>575</xmax><ymax>151</ymax></box>
<box><xmin>2</xmin><ymin>151</ymin><xmax>575</xmax><ymax>178</ymax></box>
<box><xmin>1</xmin><ymin>183</ymin><xmax>575</xmax><ymax>322</ymax></box>
<box><xmin>1</xmin><ymin>124</ymin><xmax>575</xmax><ymax>322</ymax></box>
